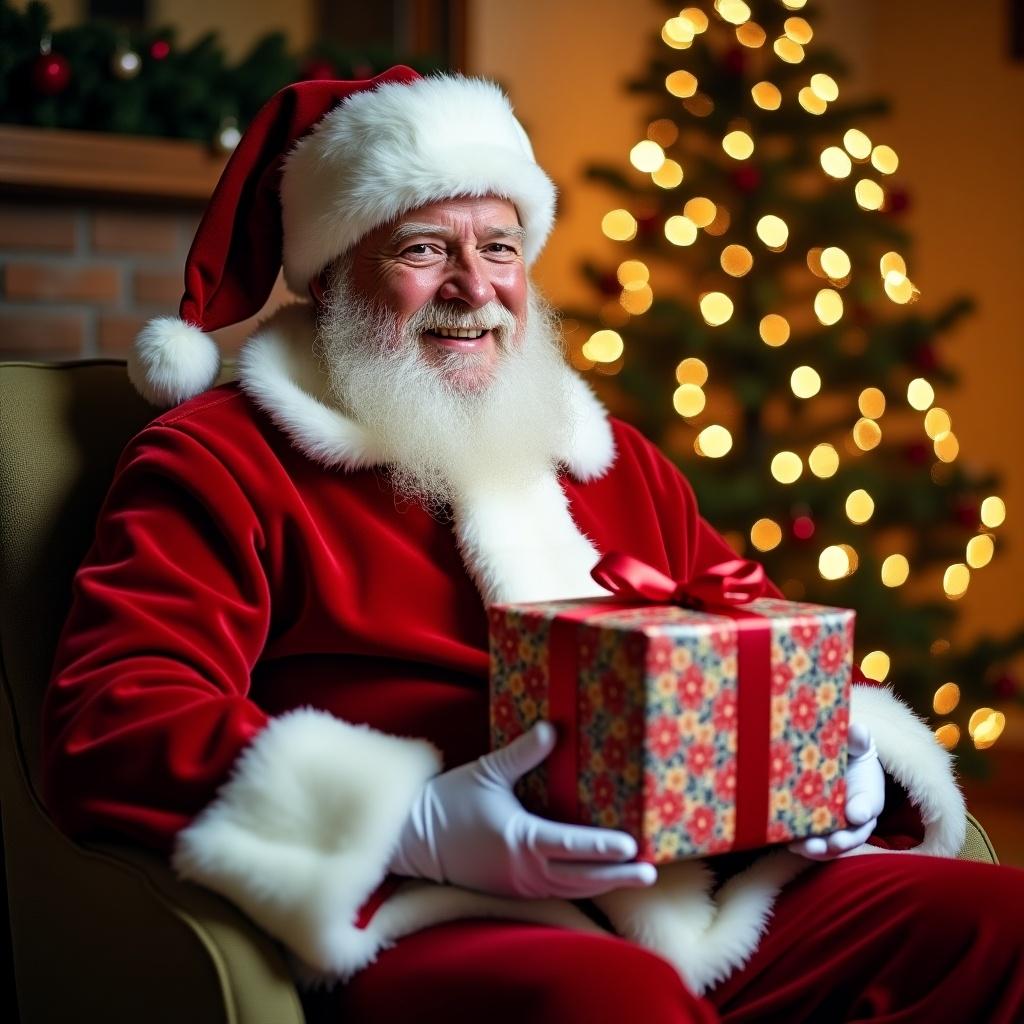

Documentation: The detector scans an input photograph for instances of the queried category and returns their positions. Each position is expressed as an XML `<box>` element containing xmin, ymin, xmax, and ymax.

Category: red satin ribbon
<box><xmin>544</xmin><ymin>554</ymin><xmax>774</xmax><ymax>853</ymax></box>
<box><xmin>591</xmin><ymin>551</ymin><xmax>768</xmax><ymax>608</ymax></box>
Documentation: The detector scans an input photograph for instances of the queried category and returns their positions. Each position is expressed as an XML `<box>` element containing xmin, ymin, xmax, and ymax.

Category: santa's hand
<box><xmin>388</xmin><ymin>721</ymin><xmax>657</xmax><ymax>899</ymax></box>
<box><xmin>788</xmin><ymin>722</ymin><xmax>885</xmax><ymax>861</ymax></box>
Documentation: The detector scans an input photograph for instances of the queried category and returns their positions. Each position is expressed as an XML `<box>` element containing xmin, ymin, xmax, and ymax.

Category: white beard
<box><xmin>314</xmin><ymin>269</ymin><xmax>575</xmax><ymax>513</ymax></box>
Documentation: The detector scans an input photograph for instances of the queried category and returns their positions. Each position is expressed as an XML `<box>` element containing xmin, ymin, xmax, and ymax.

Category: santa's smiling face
<box><xmin>346</xmin><ymin>196</ymin><xmax>529</xmax><ymax>393</ymax></box>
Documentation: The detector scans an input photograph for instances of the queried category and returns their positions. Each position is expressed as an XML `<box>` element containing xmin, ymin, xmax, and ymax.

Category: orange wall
<box><xmin>470</xmin><ymin>0</ymin><xmax>1024</xmax><ymax>647</ymax></box>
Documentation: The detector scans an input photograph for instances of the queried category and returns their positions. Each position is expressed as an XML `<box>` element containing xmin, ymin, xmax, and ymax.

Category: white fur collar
<box><xmin>236</xmin><ymin>303</ymin><xmax>616</xmax><ymax>604</ymax></box>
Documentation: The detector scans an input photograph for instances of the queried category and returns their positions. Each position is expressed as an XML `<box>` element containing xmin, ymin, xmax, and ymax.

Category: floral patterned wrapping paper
<box><xmin>488</xmin><ymin>597</ymin><xmax>854</xmax><ymax>864</ymax></box>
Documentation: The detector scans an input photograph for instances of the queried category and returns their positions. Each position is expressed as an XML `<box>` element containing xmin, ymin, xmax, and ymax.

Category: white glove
<box><xmin>388</xmin><ymin>721</ymin><xmax>658</xmax><ymax>899</ymax></box>
<box><xmin>789</xmin><ymin>721</ymin><xmax>885</xmax><ymax>861</ymax></box>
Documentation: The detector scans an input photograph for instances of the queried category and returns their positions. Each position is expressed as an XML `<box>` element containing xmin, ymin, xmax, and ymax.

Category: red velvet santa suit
<box><xmin>43</xmin><ymin>304</ymin><xmax>1021</xmax><ymax>1021</ymax></box>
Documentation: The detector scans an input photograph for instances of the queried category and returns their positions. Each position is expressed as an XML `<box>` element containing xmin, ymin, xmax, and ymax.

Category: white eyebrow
<box><xmin>387</xmin><ymin>222</ymin><xmax>526</xmax><ymax>247</ymax></box>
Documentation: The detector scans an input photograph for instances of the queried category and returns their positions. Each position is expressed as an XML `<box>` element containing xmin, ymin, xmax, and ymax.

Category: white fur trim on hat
<box><xmin>280</xmin><ymin>75</ymin><xmax>557</xmax><ymax>292</ymax></box>
<box><xmin>128</xmin><ymin>317</ymin><xmax>221</xmax><ymax>407</ymax></box>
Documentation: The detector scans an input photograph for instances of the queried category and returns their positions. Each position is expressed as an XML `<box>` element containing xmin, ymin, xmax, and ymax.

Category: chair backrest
<box><xmin>0</xmin><ymin>361</ymin><xmax>155</xmax><ymax>789</ymax></box>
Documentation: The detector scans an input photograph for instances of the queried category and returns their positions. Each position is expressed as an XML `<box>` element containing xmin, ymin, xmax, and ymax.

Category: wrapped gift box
<box><xmin>488</xmin><ymin>594</ymin><xmax>853</xmax><ymax>864</ymax></box>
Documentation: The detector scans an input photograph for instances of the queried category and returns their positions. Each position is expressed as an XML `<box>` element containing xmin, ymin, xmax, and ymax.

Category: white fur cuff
<box><xmin>851</xmin><ymin>682</ymin><xmax>966</xmax><ymax>857</ymax></box>
<box><xmin>172</xmin><ymin>708</ymin><xmax>441</xmax><ymax>976</ymax></box>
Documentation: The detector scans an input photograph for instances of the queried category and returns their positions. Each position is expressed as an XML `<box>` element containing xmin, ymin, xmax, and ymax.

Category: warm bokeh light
<box><xmin>652</xmin><ymin>159</ymin><xmax>685</xmax><ymax>188</ymax></box>
<box><xmin>617</xmin><ymin>260</ymin><xmax>649</xmax><ymax>286</ymax></box>
<box><xmin>700</xmin><ymin>291</ymin><xmax>734</xmax><ymax>325</ymax></box>
<box><xmin>820</xmin><ymin>146</ymin><xmax>852</xmax><ymax>178</ymax></box>
<box><xmin>933</xmin><ymin>682</ymin><xmax>961</xmax><ymax>716</ymax></box>
<box><xmin>810</xmin><ymin>73</ymin><xmax>839</xmax><ymax>101</ymax></box>
<box><xmin>973</xmin><ymin>711</ymin><xmax>1006</xmax><ymax>750</ymax></box>
<box><xmin>853</xmin><ymin>418</ymin><xmax>882</xmax><ymax>451</ymax></box>
<box><xmin>680</xmin><ymin>7</ymin><xmax>710</xmax><ymax>32</ymax></box>
<box><xmin>798</xmin><ymin>87</ymin><xmax>826</xmax><ymax>115</ymax></box>
<box><xmin>843</xmin><ymin>129</ymin><xmax>872</xmax><ymax>159</ymax></box>
<box><xmin>871</xmin><ymin>144</ymin><xmax>899</xmax><ymax>174</ymax></box>
<box><xmin>860</xmin><ymin>650</ymin><xmax>890</xmax><ymax>682</ymax></box>
<box><xmin>981</xmin><ymin>496</ymin><xmax>1006</xmax><ymax>528</ymax></box>
<box><xmin>783</xmin><ymin>16</ymin><xmax>813</xmax><ymax>43</ymax></box>
<box><xmin>759</xmin><ymin>313</ymin><xmax>790</xmax><ymax>346</ymax></box>
<box><xmin>696</xmin><ymin>424</ymin><xmax>733</xmax><ymax>458</ymax></box>
<box><xmin>858</xmin><ymin>387</ymin><xmax>886</xmax><ymax>419</ymax></box>
<box><xmin>672</xmin><ymin>383</ymin><xmax>706</xmax><ymax>417</ymax></box>
<box><xmin>934</xmin><ymin>724</ymin><xmax>960</xmax><ymax>751</ymax></box>
<box><xmin>581</xmin><ymin>330</ymin><xmax>624</xmax><ymax>363</ymax></box>
<box><xmin>630</xmin><ymin>140</ymin><xmax>665</xmax><ymax>173</ymax></box>
<box><xmin>933</xmin><ymin>431</ymin><xmax>959</xmax><ymax>463</ymax></box>
<box><xmin>665</xmin><ymin>70</ymin><xmax>699</xmax><ymax>98</ymax></box>
<box><xmin>662</xmin><ymin>17</ymin><xmax>695</xmax><ymax>48</ymax></box>
<box><xmin>819</xmin><ymin>545</ymin><xmax>851</xmax><ymax>580</ymax></box>
<box><xmin>750</xmin><ymin>518</ymin><xmax>783</xmax><ymax>552</ymax></box>
<box><xmin>943</xmin><ymin>563</ymin><xmax>971</xmax><ymax>599</ymax></box>
<box><xmin>647</xmin><ymin>118</ymin><xmax>679</xmax><ymax>147</ymax></box>
<box><xmin>966</xmin><ymin>534</ymin><xmax>995</xmax><ymax>569</ymax></box>
<box><xmin>716</xmin><ymin>0</ymin><xmax>753</xmax><ymax>25</ymax></box>
<box><xmin>676</xmin><ymin>357</ymin><xmax>709</xmax><ymax>386</ymax></box>
<box><xmin>845</xmin><ymin>489</ymin><xmax>875</xmax><ymax>524</ymax></box>
<box><xmin>791</xmin><ymin>365</ymin><xmax>822</xmax><ymax>398</ymax></box>
<box><xmin>969</xmin><ymin>707</ymin><xmax>995</xmax><ymax>739</ymax></box>
<box><xmin>722</xmin><ymin>130</ymin><xmax>755</xmax><ymax>160</ymax></box>
<box><xmin>721</xmin><ymin>244</ymin><xmax>754</xmax><ymax>276</ymax></box>
<box><xmin>684</xmin><ymin>196</ymin><xmax>717</xmax><ymax>227</ymax></box>
<box><xmin>907</xmin><ymin>378</ymin><xmax>935</xmax><ymax>411</ymax></box>
<box><xmin>683</xmin><ymin>93</ymin><xmax>715</xmax><ymax>117</ymax></box>
<box><xmin>855</xmin><ymin>179</ymin><xmax>885</xmax><ymax>210</ymax></box>
<box><xmin>879</xmin><ymin>251</ymin><xmax>907</xmax><ymax>277</ymax></box>
<box><xmin>736</xmin><ymin>21</ymin><xmax>767</xmax><ymax>47</ymax></box>
<box><xmin>756</xmin><ymin>214</ymin><xmax>789</xmax><ymax>249</ymax></box>
<box><xmin>883</xmin><ymin>270</ymin><xmax>918</xmax><ymax>304</ymax></box>
<box><xmin>773</xmin><ymin>36</ymin><xmax>804</xmax><ymax>63</ymax></box>
<box><xmin>620</xmin><ymin>283</ymin><xmax>654</xmax><ymax>315</ymax></box>
<box><xmin>808</xmin><ymin>443</ymin><xmax>839</xmax><ymax>478</ymax></box>
<box><xmin>924</xmin><ymin>407</ymin><xmax>951</xmax><ymax>439</ymax></box>
<box><xmin>771</xmin><ymin>450</ymin><xmax>803</xmax><ymax>484</ymax></box>
<box><xmin>881</xmin><ymin>553</ymin><xmax>909</xmax><ymax>587</ymax></box>
<box><xmin>705</xmin><ymin>204</ymin><xmax>731</xmax><ymax>235</ymax></box>
<box><xmin>814</xmin><ymin>288</ymin><xmax>843</xmax><ymax>325</ymax></box>
<box><xmin>752</xmin><ymin>81</ymin><xmax>782</xmax><ymax>109</ymax></box>
<box><xmin>602</xmin><ymin>209</ymin><xmax>637</xmax><ymax>241</ymax></box>
<box><xmin>820</xmin><ymin>246</ymin><xmax>851</xmax><ymax>279</ymax></box>
<box><xmin>665</xmin><ymin>215</ymin><xmax>698</xmax><ymax>246</ymax></box>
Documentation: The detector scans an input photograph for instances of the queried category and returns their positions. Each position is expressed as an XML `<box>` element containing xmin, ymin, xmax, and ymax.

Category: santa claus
<box><xmin>42</xmin><ymin>68</ymin><xmax>1024</xmax><ymax>1022</ymax></box>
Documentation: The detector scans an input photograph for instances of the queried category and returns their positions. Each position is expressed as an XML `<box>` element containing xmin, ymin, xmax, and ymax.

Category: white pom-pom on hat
<box><xmin>127</xmin><ymin>317</ymin><xmax>221</xmax><ymax>407</ymax></box>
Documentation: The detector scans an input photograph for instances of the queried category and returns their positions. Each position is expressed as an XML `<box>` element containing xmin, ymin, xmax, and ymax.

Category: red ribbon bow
<box><xmin>590</xmin><ymin>552</ymin><xmax>768</xmax><ymax>609</ymax></box>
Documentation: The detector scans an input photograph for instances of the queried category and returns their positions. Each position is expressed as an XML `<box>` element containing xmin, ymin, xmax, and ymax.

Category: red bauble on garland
<box><xmin>904</xmin><ymin>441</ymin><xmax>930</xmax><ymax>466</ymax></box>
<box><xmin>912</xmin><ymin>343</ymin><xmax>938</xmax><ymax>372</ymax></box>
<box><xmin>597</xmin><ymin>271</ymin><xmax>621</xmax><ymax>297</ymax></box>
<box><xmin>952</xmin><ymin>500</ymin><xmax>979</xmax><ymax>529</ymax></box>
<box><xmin>992</xmin><ymin>673</ymin><xmax>1019</xmax><ymax>700</ymax></box>
<box><xmin>885</xmin><ymin>187</ymin><xmax>911</xmax><ymax>215</ymax></box>
<box><xmin>31</xmin><ymin>51</ymin><xmax>72</xmax><ymax>95</ymax></box>
<box><xmin>150</xmin><ymin>40</ymin><xmax>171</xmax><ymax>60</ymax></box>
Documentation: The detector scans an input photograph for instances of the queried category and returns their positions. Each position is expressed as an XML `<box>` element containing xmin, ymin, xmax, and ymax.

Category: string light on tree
<box><xmin>759</xmin><ymin>313</ymin><xmax>790</xmax><ymax>346</ymax></box>
<box><xmin>860</xmin><ymin>650</ymin><xmax>890</xmax><ymax>681</ymax></box>
<box><xmin>721</xmin><ymin>244</ymin><xmax>754</xmax><ymax>276</ymax></box>
<box><xmin>676</xmin><ymin>357</ymin><xmax>709</xmax><ymax>386</ymax></box>
<box><xmin>673</xmin><ymin>383</ymin><xmax>707</xmax><ymax>417</ymax></box>
<box><xmin>855</xmin><ymin>179</ymin><xmax>885</xmax><ymax>210</ymax></box>
<box><xmin>699</xmin><ymin>291</ymin><xmax>734</xmax><ymax>325</ymax></box>
<box><xmin>751</xmin><ymin>518</ymin><xmax>783</xmax><ymax>551</ymax></box>
<box><xmin>943</xmin><ymin>562</ymin><xmax>971</xmax><ymax>600</ymax></box>
<box><xmin>630</xmin><ymin>140</ymin><xmax>666</xmax><ymax>172</ymax></box>
<box><xmin>791</xmin><ymin>365</ymin><xmax>821</xmax><ymax>398</ymax></box>
<box><xmin>666</xmin><ymin>70</ymin><xmax>699</xmax><ymax>97</ymax></box>
<box><xmin>581</xmin><ymin>330</ymin><xmax>624</xmax><ymax>363</ymax></box>
<box><xmin>970</xmin><ymin>708</ymin><xmax>1006</xmax><ymax>750</ymax></box>
<box><xmin>756</xmin><ymin>214</ymin><xmax>788</xmax><ymax>250</ymax></box>
<box><xmin>845</xmin><ymin>489</ymin><xmax>875</xmax><ymax>524</ymax></box>
<box><xmin>843</xmin><ymin>129</ymin><xmax>872</xmax><ymax>159</ymax></box>
<box><xmin>814</xmin><ymin>288</ymin><xmax>843</xmax><ymax>325</ymax></box>
<box><xmin>853</xmin><ymin>417</ymin><xmax>882</xmax><ymax>451</ymax></box>
<box><xmin>907</xmin><ymin>378</ymin><xmax>935</xmax><ymax>411</ymax></box>
<box><xmin>871</xmin><ymin>145</ymin><xmax>899</xmax><ymax>174</ymax></box>
<box><xmin>933</xmin><ymin>682</ymin><xmax>961</xmax><ymax>715</ymax></box>
<box><xmin>752</xmin><ymin>81</ymin><xmax>782</xmax><ymax>109</ymax></box>
<box><xmin>736</xmin><ymin>22</ymin><xmax>767</xmax><ymax>47</ymax></box>
<box><xmin>981</xmin><ymin>496</ymin><xmax>1006</xmax><ymax>528</ymax></box>
<box><xmin>773</xmin><ymin>36</ymin><xmax>805</xmax><ymax>63</ymax></box>
<box><xmin>881</xmin><ymin>554</ymin><xmax>910</xmax><ymax>587</ymax></box>
<box><xmin>821</xmin><ymin>146</ymin><xmax>852</xmax><ymax>178</ymax></box>
<box><xmin>808</xmin><ymin>443</ymin><xmax>839</xmax><ymax>478</ymax></box>
<box><xmin>858</xmin><ymin>387</ymin><xmax>886</xmax><ymax>418</ymax></box>
<box><xmin>653</xmin><ymin>160</ymin><xmax>685</xmax><ymax>188</ymax></box>
<box><xmin>722</xmin><ymin>130</ymin><xmax>755</xmax><ymax>159</ymax></box>
<box><xmin>771</xmin><ymin>451</ymin><xmax>803</xmax><ymax>484</ymax></box>
<box><xmin>602</xmin><ymin>209</ymin><xmax>637</xmax><ymax>241</ymax></box>
<box><xmin>665</xmin><ymin>215</ymin><xmax>699</xmax><ymax>246</ymax></box>
<box><xmin>966</xmin><ymin>534</ymin><xmax>994</xmax><ymax>569</ymax></box>
<box><xmin>684</xmin><ymin>196</ymin><xmax>717</xmax><ymax>227</ymax></box>
<box><xmin>695</xmin><ymin>425</ymin><xmax>733</xmax><ymax>458</ymax></box>
<box><xmin>820</xmin><ymin>246</ymin><xmax>851</xmax><ymax>279</ymax></box>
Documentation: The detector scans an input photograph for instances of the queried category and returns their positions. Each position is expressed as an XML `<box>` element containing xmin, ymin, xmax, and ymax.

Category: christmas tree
<box><xmin>569</xmin><ymin>0</ymin><xmax>1021</xmax><ymax>772</ymax></box>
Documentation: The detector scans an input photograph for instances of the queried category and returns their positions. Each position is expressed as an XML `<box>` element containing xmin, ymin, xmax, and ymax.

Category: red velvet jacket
<box><xmin>42</xmin><ymin>304</ymin><xmax>966</xmax><ymax>990</ymax></box>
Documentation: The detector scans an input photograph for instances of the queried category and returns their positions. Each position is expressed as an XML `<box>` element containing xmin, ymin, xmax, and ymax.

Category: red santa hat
<box><xmin>128</xmin><ymin>66</ymin><xmax>558</xmax><ymax>406</ymax></box>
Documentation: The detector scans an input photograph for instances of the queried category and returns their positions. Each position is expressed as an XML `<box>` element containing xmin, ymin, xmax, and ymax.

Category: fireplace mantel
<box><xmin>0</xmin><ymin>124</ymin><xmax>227</xmax><ymax>201</ymax></box>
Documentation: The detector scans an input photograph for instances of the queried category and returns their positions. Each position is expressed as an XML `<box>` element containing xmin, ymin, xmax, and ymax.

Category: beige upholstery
<box><xmin>0</xmin><ymin>360</ymin><xmax>999</xmax><ymax>1020</ymax></box>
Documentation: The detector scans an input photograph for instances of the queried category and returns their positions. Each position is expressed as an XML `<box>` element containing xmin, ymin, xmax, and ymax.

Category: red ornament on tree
<box><xmin>597</xmin><ymin>271</ymin><xmax>621</xmax><ymax>297</ymax></box>
<box><xmin>791</xmin><ymin>515</ymin><xmax>815</xmax><ymax>541</ymax></box>
<box><xmin>635</xmin><ymin>212</ymin><xmax>660</xmax><ymax>239</ymax></box>
<box><xmin>32</xmin><ymin>51</ymin><xmax>71</xmax><ymax>96</ymax></box>
<box><xmin>731</xmin><ymin>164</ymin><xmax>761</xmax><ymax>193</ymax></box>
<box><xmin>301</xmin><ymin>58</ymin><xmax>338</xmax><ymax>81</ymax></box>
<box><xmin>150</xmin><ymin>39</ymin><xmax>171</xmax><ymax>60</ymax></box>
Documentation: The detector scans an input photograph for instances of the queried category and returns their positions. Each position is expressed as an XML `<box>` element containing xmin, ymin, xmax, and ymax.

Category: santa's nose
<box><xmin>436</xmin><ymin>253</ymin><xmax>497</xmax><ymax>308</ymax></box>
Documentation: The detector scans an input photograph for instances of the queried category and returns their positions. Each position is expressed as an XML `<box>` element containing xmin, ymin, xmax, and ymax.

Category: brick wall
<box><xmin>0</xmin><ymin>198</ymin><xmax>298</xmax><ymax>362</ymax></box>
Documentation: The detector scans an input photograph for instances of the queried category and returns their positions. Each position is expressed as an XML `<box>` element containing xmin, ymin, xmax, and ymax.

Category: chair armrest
<box><xmin>958</xmin><ymin>811</ymin><xmax>999</xmax><ymax>865</ymax></box>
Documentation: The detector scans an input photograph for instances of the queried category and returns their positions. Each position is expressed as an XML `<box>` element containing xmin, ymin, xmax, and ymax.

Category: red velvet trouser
<box><xmin>322</xmin><ymin>855</ymin><xmax>1024</xmax><ymax>1023</ymax></box>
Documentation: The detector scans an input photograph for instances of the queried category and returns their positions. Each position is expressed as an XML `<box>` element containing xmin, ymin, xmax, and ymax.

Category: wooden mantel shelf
<box><xmin>0</xmin><ymin>124</ymin><xmax>227</xmax><ymax>202</ymax></box>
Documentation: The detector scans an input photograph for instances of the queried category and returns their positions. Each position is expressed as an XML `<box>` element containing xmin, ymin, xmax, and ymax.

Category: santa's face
<box><xmin>346</xmin><ymin>196</ymin><xmax>528</xmax><ymax>393</ymax></box>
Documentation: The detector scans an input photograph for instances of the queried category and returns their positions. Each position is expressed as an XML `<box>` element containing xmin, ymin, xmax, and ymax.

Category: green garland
<box><xmin>0</xmin><ymin>0</ymin><xmax>439</xmax><ymax>146</ymax></box>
